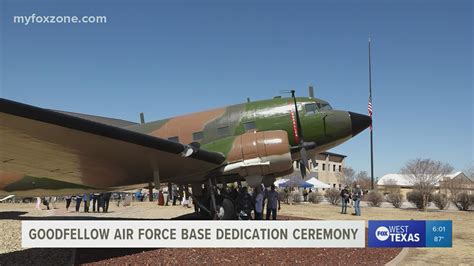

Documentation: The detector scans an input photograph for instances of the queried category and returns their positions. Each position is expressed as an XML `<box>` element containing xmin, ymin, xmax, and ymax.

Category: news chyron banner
<box><xmin>22</xmin><ymin>220</ymin><xmax>365</xmax><ymax>248</ymax></box>
<box><xmin>368</xmin><ymin>220</ymin><xmax>452</xmax><ymax>248</ymax></box>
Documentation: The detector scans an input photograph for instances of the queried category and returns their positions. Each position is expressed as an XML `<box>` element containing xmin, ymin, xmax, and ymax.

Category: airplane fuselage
<box><xmin>127</xmin><ymin>96</ymin><xmax>370</xmax><ymax>161</ymax></box>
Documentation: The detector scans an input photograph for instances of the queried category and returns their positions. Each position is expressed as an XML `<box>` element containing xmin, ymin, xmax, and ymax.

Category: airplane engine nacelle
<box><xmin>222</xmin><ymin>130</ymin><xmax>293</xmax><ymax>179</ymax></box>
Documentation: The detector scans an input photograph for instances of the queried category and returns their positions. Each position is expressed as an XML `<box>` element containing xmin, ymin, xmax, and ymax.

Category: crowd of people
<box><xmin>68</xmin><ymin>192</ymin><xmax>112</xmax><ymax>213</ymax></box>
<box><xmin>34</xmin><ymin>193</ymin><xmax>112</xmax><ymax>213</ymax></box>
<box><xmin>228</xmin><ymin>184</ymin><xmax>281</xmax><ymax>220</ymax></box>
<box><xmin>29</xmin><ymin>183</ymin><xmax>364</xmax><ymax>218</ymax></box>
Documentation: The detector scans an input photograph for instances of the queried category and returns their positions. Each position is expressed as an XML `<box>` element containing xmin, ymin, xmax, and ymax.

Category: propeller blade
<box><xmin>299</xmin><ymin>161</ymin><xmax>307</xmax><ymax>178</ymax></box>
<box><xmin>311</xmin><ymin>158</ymin><xmax>318</xmax><ymax>170</ymax></box>
<box><xmin>300</xmin><ymin>147</ymin><xmax>310</xmax><ymax>170</ymax></box>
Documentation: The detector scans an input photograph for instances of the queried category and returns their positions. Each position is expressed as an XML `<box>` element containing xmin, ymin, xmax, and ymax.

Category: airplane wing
<box><xmin>0</xmin><ymin>98</ymin><xmax>225</xmax><ymax>196</ymax></box>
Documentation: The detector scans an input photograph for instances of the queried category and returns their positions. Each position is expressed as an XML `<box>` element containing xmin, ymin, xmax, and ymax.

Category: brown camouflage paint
<box><xmin>0</xmin><ymin>171</ymin><xmax>22</xmax><ymax>189</ymax></box>
<box><xmin>149</xmin><ymin>107</ymin><xmax>226</xmax><ymax>144</ymax></box>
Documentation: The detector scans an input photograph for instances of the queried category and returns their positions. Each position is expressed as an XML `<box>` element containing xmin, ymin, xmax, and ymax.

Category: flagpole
<box><xmin>368</xmin><ymin>37</ymin><xmax>374</xmax><ymax>190</ymax></box>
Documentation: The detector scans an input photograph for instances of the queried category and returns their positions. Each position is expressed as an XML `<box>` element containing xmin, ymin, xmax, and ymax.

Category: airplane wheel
<box><xmin>218</xmin><ymin>198</ymin><xmax>235</xmax><ymax>220</ymax></box>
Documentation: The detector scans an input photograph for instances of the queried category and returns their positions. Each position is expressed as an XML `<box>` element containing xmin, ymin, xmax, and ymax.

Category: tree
<box><xmin>383</xmin><ymin>178</ymin><xmax>404</xmax><ymax>208</ymax></box>
<box><xmin>324</xmin><ymin>189</ymin><xmax>341</xmax><ymax>205</ymax></box>
<box><xmin>401</xmin><ymin>158</ymin><xmax>453</xmax><ymax>211</ymax></box>
<box><xmin>464</xmin><ymin>162</ymin><xmax>474</xmax><ymax>180</ymax></box>
<box><xmin>441</xmin><ymin>176</ymin><xmax>470</xmax><ymax>210</ymax></box>
<box><xmin>338</xmin><ymin>167</ymin><xmax>356</xmax><ymax>187</ymax></box>
<box><xmin>356</xmin><ymin>171</ymin><xmax>372</xmax><ymax>191</ymax></box>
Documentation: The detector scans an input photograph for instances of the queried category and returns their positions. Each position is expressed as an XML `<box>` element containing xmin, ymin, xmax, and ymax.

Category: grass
<box><xmin>279</xmin><ymin>202</ymin><xmax>474</xmax><ymax>265</ymax></box>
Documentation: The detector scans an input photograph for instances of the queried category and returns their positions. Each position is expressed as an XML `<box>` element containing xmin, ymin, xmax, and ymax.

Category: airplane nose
<box><xmin>349</xmin><ymin>112</ymin><xmax>372</xmax><ymax>136</ymax></box>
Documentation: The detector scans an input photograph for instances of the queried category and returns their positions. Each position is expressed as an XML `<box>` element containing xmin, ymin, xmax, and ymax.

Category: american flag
<box><xmin>368</xmin><ymin>94</ymin><xmax>373</xmax><ymax>130</ymax></box>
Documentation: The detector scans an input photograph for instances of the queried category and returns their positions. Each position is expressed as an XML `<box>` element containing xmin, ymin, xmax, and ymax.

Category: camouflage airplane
<box><xmin>0</xmin><ymin>91</ymin><xmax>370</xmax><ymax>218</ymax></box>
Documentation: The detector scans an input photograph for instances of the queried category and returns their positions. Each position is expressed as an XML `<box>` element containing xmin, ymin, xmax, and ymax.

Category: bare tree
<box><xmin>338</xmin><ymin>166</ymin><xmax>355</xmax><ymax>187</ymax></box>
<box><xmin>440</xmin><ymin>174</ymin><xmax>471</xmax><ymax>210</ymax></box>
<box><xmin>356</xmin><ymin>171</ymin><xmax>372</xmax><ymax>191</ymax></box>
<box><xmin>464</xmin><ymin>162</ymin><xmax>474</xmax><ymax>180</ymax></box>
<box><xmin>401</xmin><ymin>158</ymin><xmax>453</xmax><ymax>210</ymax></box>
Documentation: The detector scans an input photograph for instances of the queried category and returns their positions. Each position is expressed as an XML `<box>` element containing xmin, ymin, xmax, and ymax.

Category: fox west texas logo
<box><xmin>375</xmin><ymin>226</ymin><xmax>390</xmax><ymax>241</ymax></box>
<box><xmin>375</xmin><ymin>225</ymin><xmax>420</xmax><ymax>242</ymax></box>
<box><xmin>369</xmin><ymin>221</ymin><xmax>425</xmax><ymax>247</ymax></box>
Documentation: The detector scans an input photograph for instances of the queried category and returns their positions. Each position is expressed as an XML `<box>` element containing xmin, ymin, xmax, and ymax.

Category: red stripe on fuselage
<box><xmin>289</xmin><ymin>102</ymin><xmax>299</xmax><ymax>144</ymax></box>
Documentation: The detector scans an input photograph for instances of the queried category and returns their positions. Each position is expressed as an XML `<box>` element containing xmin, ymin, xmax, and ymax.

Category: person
<box><xmin>116</xmin><ymin>193</ymin><xmax>122</xmax><ymax>207</ymax></box>
<box><xmin>91</xmin><ymin>193</ymin><xmax>100</xmax><ymax>212</ymax></box>
<box><xmin>229</xmin><ymin>185</ymin><xmax>239</xmax><ymax>203</ymax></box>
<box><xmin>352</xmin><ymin>184</ymin><xmax>363</xmax><ymax>216</ymax></box>
<box><xmin>309</xmin><ymin>188</ymin><xmax>313</xmax><ymax>194</ymax></box>
<box><xmin>340</xmin><ymin>186</ymin><xmax>350</xmax><ymax>214</ymax></box>
<box><xmin>65</xmin><ymin>195</ymin><xmax>72</xmax><ymax>211</ymax></box>
<box><xmin>181</xmin><ymin>195</ymin><xmax>190</xmax><ymax>208</ymax></box>
<box><xmin>265</xmin><ymin>184</ymin><xmax>281</xmax><ymax>220</ymax></box>
<box><xmin>50</xmin><ymin>197</ymin><xmax>57</xmax><ymax>209</ymax></box>
<box><xmin>158</xmin><ymin>189</ymin><xmax>165</xmax><ymax>206</ymax></box>
<box><xmin>103</xmin><ymin>192</ymin><xmax>111</xmax><ymax>212</ymax></box>
<box><xmin>303</xmin><ymin>188</ymin><xmax>309</xmax><ymax>202</ymax></box>
<box><xmin>75</xmin><ymin>195</ymin><xmax>82</xmax><ymax>212</ymax></box>
<box><xmin>42</xmin><ymin>197</ymin><xmax>50</xmax><ymax>210</ymax></box>
<box><xmin>83</xmin><ymin>193</ymin><xmax>90</xmax><ymax>213</ymax></box>
<box><xmin>172</xmin><ymin>185</ymin><xmax>178</xmax><ymax>205</ymax></box>
<box><xmin>134</xmin><ymin>190</ymin><xmax>142</xmax><ymax>202</ymax></box>
<box><xmin>35</xmin><ymin>197</ymin><xmax>41</xmax><ymax>210</ymax></box>
<box><xmin>254</xmin><ymin>186</ymin><xmax>264</xmax><ymax>220</ymax></box>
<box><xmin>97</xmin><ymin>193</ymin><xmax>105</xmax><ymax>212</ymax></box>
<box><xmin>236</xmin><ymin>187</ymin><xmax>254</xmax><ymax>220</ymax></box>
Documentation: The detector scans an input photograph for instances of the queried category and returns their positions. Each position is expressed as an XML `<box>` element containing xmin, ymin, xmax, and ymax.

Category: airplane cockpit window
<box><xmin>319</xmin><ymin>103</ymin><xmax>333</xmax><ymax>111</ymax></box>
<box><xmin>305</xmin><ymin>103</ymin><xmax>318</xmax><ymax>115</ymax></box>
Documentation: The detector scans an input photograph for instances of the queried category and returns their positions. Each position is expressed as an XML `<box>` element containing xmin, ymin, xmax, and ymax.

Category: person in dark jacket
<box><xmin>265</xmin><ymin>185</ymin><xmax>281</xmax><ymax>220</ymax></box>
<box><xmin>340</xmin><ymin>186</ymin><xmax>350</xmax><ymax>214</ymax></box>
<box><xmin>352</xmin><ymin>184</ymin><xmax>363</xmax><ymax>216</ymax></box>
<box><xmin>236</xmin><ymin>187</ymin><xmax>254</xmax><ymax>219</ymax></box>
<box><xmin>103</xmin><ymin>192</ymin><xmax>111</xmax><ymax>212</ymax></box>
<box><xmin>75</xmin><ymin>195</ymin><xmax>82</xmax><ymax>212</ymax></box>
<box><xmin>92</xmin><ymin>193</ymin><xmax>101</xmax><ymax>212</ymax></box>
<box><xmin>65</xmin><ymin>196</ymin><xmax>72</xmax><ymax>211</ymax></box>
<box><xmin>83</xmin><ymin>194</ymin><xmax>90</xmax><ymax>213</ymax></box>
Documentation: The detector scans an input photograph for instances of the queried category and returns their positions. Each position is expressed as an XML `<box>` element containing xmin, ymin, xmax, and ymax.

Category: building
<box><xmin>439</xmin><ymin>172</ymin><xmax>474</xmax><ymax>195</ymax></box>
<box><xmin>377</xmin><ymin>172</ymin><xmax>474</xmax><ymax>197</ymax></box>
<box><xmin>284</xmin><ymin>151</ymin><xmax>346</xmax><ymax>191</ymax></box>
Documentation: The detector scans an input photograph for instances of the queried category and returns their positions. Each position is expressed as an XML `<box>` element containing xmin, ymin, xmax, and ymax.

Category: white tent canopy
<box><xmin>306</xmin><ymin>177</ymin><xmax>331</xmax><ymax>189</ymax></box>
<box><xmin>273</xmin><ymin>178</ymin><xmax>289</xmax><ymax>187</ymax></box>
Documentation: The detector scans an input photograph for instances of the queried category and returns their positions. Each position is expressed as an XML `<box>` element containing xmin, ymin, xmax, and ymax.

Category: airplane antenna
<box><xmin>308</xmin><ymin>85</ymin><xmax>314</xmax><ymax>98</ymax></box>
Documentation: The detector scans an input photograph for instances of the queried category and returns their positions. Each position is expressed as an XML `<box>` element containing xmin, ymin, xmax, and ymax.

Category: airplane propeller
<box><xmin>281</xmin><ymin>89</ymin><xmax>317</xmax><ymax>178</ymax></box>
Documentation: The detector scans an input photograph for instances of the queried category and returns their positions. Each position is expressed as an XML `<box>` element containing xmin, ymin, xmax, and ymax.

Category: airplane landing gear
<box><xmin>191</xmin><ymin>178</ymin><xmax>236</xmax><ymax>220</ymax></box>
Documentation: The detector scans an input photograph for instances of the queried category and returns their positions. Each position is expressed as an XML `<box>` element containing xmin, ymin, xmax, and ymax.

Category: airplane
<box><xmin>0</xmin><ymin>89</ymin><xmax>371</xmax><ymax>219</ymax></box>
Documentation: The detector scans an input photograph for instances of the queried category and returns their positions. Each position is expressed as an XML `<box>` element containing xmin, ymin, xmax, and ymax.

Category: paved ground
<box><xmin>0</xmin><ymin>200</ymin><xmax>472</xmax><ymax>265</ymax></box>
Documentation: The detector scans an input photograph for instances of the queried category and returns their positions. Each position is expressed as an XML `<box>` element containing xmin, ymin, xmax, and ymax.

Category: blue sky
<box><xmin>1</xmin><ymin>0</ymin><xmax>472</xmax><ymax>178</ymax></box>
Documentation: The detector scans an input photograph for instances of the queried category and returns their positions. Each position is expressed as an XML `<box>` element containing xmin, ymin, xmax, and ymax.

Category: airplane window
<box><xmin>305</xmin><ymin>103</ymin><xmax>317</xmax><ymax>115</ymax></box>
<box><xmin>168</xmin><ymin>136</ymin><xmax>179</xmax><ymax>142</ymax></box>
<box><xmin>320</xmin><ymin>103</ymin><xmax>333</xmax><ymax>111</ymax></box>
<box><xmin>192</xmin><ymin>131</ymin><xmax>204</xmax><ymax>141</ymax></box>
<box><xmin>217</xmin><ymin>126</ymin><xmax>230</xmax><ymax>137</ymax></box>
<box><xmin>243</xmin><ymin>121</ymin><xmax>256</xmax><ymax>131</ymax></box>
